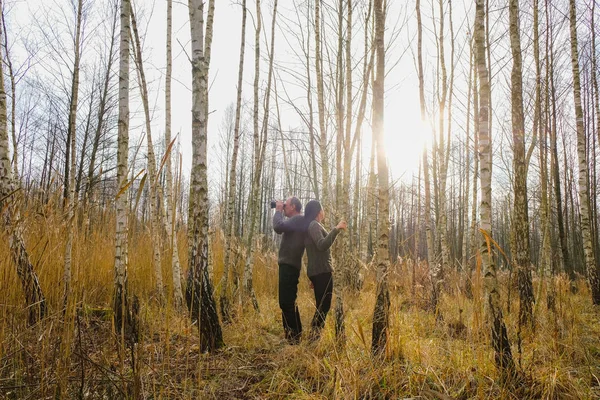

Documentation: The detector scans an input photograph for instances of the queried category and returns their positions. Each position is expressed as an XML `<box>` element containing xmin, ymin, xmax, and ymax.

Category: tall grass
<box><xmin>1</xmin><ymin>203</ymin><xmax>599</xmax><ymax>398</ymax></box>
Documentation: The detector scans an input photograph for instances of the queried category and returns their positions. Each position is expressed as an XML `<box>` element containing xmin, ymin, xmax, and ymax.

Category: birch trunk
<box><xmin>371</xmin><ymin>0</ymin><xmax>390</xmax><ymax>356</ymax></box>
<box><xmin>591</xmin><ymin>0</ymin><xmax>600</xmax><ymax>267</ymax></box>
<box><xmin>435</xmin><ymin>0</ymin><xmax>451</xmax><ymax>282</ymax></box>
<box><xmin>0</xmin><ymin>12</ymin><xmax>46</xmax><ymax>324</ymax></box>
<box><xmin>367</xmin><ymin>131</ymin><xmax>377</xmax><ymax>260</ymax></box>
<box><xmin>1</xmin><ymin>8</ymin><xmax>17</xmax><ymax>182</ymax></box>
<box><xmin>475</xmin><ymin>0</ymin><xmax>515</xmax><ymax>375</ymax></box>
<box><xmin>130</xmin><ymin>6</ymin><xmax>165</xmax><ymax>302</ymax></box>
<box><xmin>75</xmin><ymin>89</ymin><xmax>94</xmax><ymax>198</ymax></box>
<box><xmin>315</xmin><ymin>0</ymin><xmax>329</xmax><ymax>208</ymax></box>
<box><xmin>273</xmin><ymin>79</ymin><xmax>292</xmax><ymax>192</ymax></box>
<box><xmin>113</xmin><ymin>0</ymin><xmax>131</xmax><ymax>333</ymax></box>
<box><xmin>345</xmin><ymin>0</ymin><xmax>373</xmax><ymax>290</ymax></box>
<box><xmin>242</xmin><ymin>0</ymin><xmax>262</xmax><ymax>312</ymax></box>
<box><xmin>63</xmin><ymin>0</ymin><xmax>83</xmax><ymax>305</ymax></box>
<box><xmin>219</xmin><ymin>0</ymin><xmax>246</xmax><ymax>321</ymax></box>
<box><xmin>305</xmin><ymin>2</ymin><xmax>319</xmax><ymax>199</ymax></box>
<box><xmin>416</xmin><ymin>0</ymin><xmax>434</xmax><ymax>270</ymax></box>
<box><xmin>548</xmin><ymin>22</ymin><xmax>573</xmax><ymax>280</ymax></box>
<box><xmin>243</xmin><ymin>0</ymin><xmax>278</xmax><ymax>312</ymax></box>
<box><xmin>351</xmin><ymin>0</ymin><xmax>374</xmax><ymax>263</ymax></box>
<box><xmin>186</xmin><ymin>0</ymin><xmax>223</xmax><ymax>351</ymax></box>
<box><xmin>568</xmin><ymin>0</ymin><xmax>600</xmax><ymax>304</ymax></box>
<box><xmin>592</xmin><ymin>0</ymin><xmax>600</xmax><ymax>212</ymax></box>
<box><xmin>535</xmin><ymin>0</ymin><xmax>551</xmax><ymax>280</ymax></box>
<box><xmin>332</xmin><ymin>0</ymin><xmax>355</xmax><ymax>346</ymax></box>
<box><xmin>509</xmin><ymin>0</ymin><xmax>534</xmax><ymax>326</ymax></box>
<box><xmin>165</xmin><ymin>0</ymin><xmax>184</xmax><ymax>310</ymax></box>
<box><xmin>334</xmin><ymin>0</ymin><xmax>343</xmax><ymax>216</ymax></box>
<box><xmin>462</xmin><ymin>37</ymin><xmax>473</xmax><ymax>271</ymax></box>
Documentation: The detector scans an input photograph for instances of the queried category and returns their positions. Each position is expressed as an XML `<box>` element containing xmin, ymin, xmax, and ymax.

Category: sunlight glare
<box><xmin>384</xmin><ymin>110</ymin><xmax>432</xmax><ymax>180</ymax></box>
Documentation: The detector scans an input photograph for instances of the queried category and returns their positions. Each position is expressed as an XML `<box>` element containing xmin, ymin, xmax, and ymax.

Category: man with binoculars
<box><xmin>272</xmin><ymin>197</ymin><xmax>304</xmax><ymax>344</ymax></box>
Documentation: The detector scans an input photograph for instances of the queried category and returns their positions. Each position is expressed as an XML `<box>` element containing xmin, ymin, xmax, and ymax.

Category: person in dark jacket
<box><xmin>303</xmin><ymin>200</ymin><xmax>346</xmax><ymax>340</ymax></box>
<box><xmin>273</xmin><ymin>197</ymin><xmax>305</xmax><ymax>344</ymax></box>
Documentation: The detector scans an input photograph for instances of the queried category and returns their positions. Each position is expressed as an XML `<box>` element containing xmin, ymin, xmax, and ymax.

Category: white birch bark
<box><xmin>243</xmin><ymin>0</ymin><xmax>278</xmax><ymax>312</ymax></box>
<box><xmin>475</xmin><ymin>0</ymin><xmax>515</xmax><ymax>374</ymax></box>
<box><xmin>416</xmin><ymin>0</ymin><xmax>434</xmax><ymax>271</ymax></box>
<box><xmin>165</xmin><ymin>0</ymin><xmax>184</xmax><ymax>310</ymax></box>
<box><xmin>0</xmin><ymin>5</ymin><xmax>46</xmax><ymax>324</ymax></box>
<box><xmin>186</xmin><ymin>0</ymin><xmax>223</xmax><ymax>351</ymax></box>
<box><xmin>113</xmin><ymin>0</ymin><xmax>131</xmax><ymax>333</ymax></box>
<box><xmin>219</xmin><ymin>0</ymin><xmax>247</xmax><ymax>321</ymax></box>
<box><xmin>568</xmin><ymin>0</ymin><xmax>600</xmax><ymax>304</ymax></box>
<box><xmin>63</xmin><ymin>0</ymin><xmax>83</xmax><ymax>305</ymax></box>
<box><xmin>371</xmin><ymin>0</ymin><xmax>390</xmax><ymax>356</ymax></box>
<box><xmin>1</xmin><ymin>7</ymin><xmax>17</xmax><ymax>182</ymax></box>
<box><xmin>130</xmin><ymin>6</ymin><xmax>165</xmax><ymax>302</ymax></box>
<box><xmin>435</xmin><ymin>0</ymin><xmax>451</xmax><ymax>280</ymax></box>
<box><xmin>462</xmin><ymin>37</ymin><xmax>473</xmax><ymax>271</ymax></box>
<box><xmin>509</xmin><ymin>0</ymin><xmax>534</xmax><ymax>325</ymax></box>
<box><xmin>315</xmin><ymin>0</ymin><xmax>329</xmax><ymax>208</ymax></box>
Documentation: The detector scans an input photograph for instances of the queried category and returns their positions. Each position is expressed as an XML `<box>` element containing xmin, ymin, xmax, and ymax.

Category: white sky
<box><xmin>11</xmin><ymin>0</ymin><xmax>571</xmax><ymax>202</ymax></box>
<box><xmin>141</xmin><ymin>0</ymin><xmax>446</xmax><ymax>185</ymax></box>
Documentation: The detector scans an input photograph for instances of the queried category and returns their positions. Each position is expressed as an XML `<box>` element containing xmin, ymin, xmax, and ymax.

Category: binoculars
<box><xmin>270</xmin><ymin>200</ymin><xmax>280</xmax><ymax>209</ymax></box>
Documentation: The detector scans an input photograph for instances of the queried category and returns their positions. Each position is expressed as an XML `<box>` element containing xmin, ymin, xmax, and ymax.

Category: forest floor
<box><xmin>1</xmin><ymin>223</ymin><xmax>600</xmax><ymax>398</ymax></box>
<box><xmin>2</xmin><ymin>269</ymin><xmax>600</xmax><ymax>399</ymax></box>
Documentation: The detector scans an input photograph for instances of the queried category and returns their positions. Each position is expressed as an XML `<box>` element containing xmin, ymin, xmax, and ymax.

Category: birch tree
<box><xmin>165</xmin><ymin>0</ymin><xmax>184</xmax><ymax>310</ymax></box>
<box><xmin>469</xmin><ymin>69</ymin><xmax>479</xmax><ymax>271</ymax></box>
<box><xmin>462</xmin><ymin>36</ymin><xmax>473</xmax><ymax>271</ymax></box>
<box><xmin>475</xmin><ymin>0</ymin><xmax>515</xmax><ymax>375</ymax></box>
<box><xmin>591</xmin><ymin>0</ymin><xmax>600</xmax><ymax>262</ymax></box>
<box><xmin>535</xmin><ymin>0</ymin><xmax>551</xmax><ymax>281</ymax></box>
<box><xmin>219</xmin><ymin>0</ymin><xmax>246</xmax><ymax>321</ymax></box>
<box><xmin>433</xmin><ymin>0</ymin><xmax>452</xmax><ymax>302</ymax></box>
<box><xmin>416</xmin><ymin>0</ymin><xmax>435</xmax><ymax>299</ymax></box>
<box><xmin>371</xmin><ymin>0</ymin><xmax>390</xmax><ymax>356</ymax></box>
<box><xmin>241</xmin><ymin>0</ymin><xmax>264</xmax><ymax>312</ymax></box>
<box><xmin>63</xmin><ymin>0</ymin><xmax>84</xmax><ymax>305</ymax></box>
<box><xmin>508</xmin><ymin>0</ymin><xmax>534</xmax><ymax>325</ymax></box>
<box><xmin>130</xmin><ymin>5</ymin><xmax>165</xmax><ymax>302</ymax></box>
<box><xmin>0</xmin><ymin>3</ymin><xmax>46</xmax><ymax>325</ymax></box>
<box><xmin>243</xmin><ymin>0</ymin><xmax>278</xmax><ymax>312</ymax></box>
<box><xmin>547</xmin><ymin>6</ymin><xmax>572</xmax><ymax>282</ymax></box>
<box><xmin>186</xmin><ymin>0</ymin><xmax>223</xmax><ymax>351</ymax></box>
<box><xmin>113</xmin><ymin>0</ymin><xmax>131</xmax><ymax>333</ymax></box>
<box><xmin>1</xmin><ymin>4</ymin><xmax>17</xmax><ymax>182</ymax></box>
<box><xmin>568</xmin><ymin>0</ymin><xmax>600</xmax><ymax>304</ymax></box>
<box><xmin>315</xmin><ymin>0</ymin><xmax>329</xmax><ymax>207</ymax></box>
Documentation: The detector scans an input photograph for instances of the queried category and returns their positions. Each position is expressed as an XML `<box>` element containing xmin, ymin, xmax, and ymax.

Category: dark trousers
<box><xmin>278</xmin><ymin>264</ymin><xmax>302</xmax><ymax>343</ymax></box>
<box><xmin>309</xmin><ymin>272</ymin><xmax>333</xmax><ymax>338</ymax></box>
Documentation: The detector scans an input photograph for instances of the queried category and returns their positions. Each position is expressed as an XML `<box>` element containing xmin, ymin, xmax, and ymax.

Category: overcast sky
<box><xmin>141</xmin><ymin>0</ymin><xmax>457</xmax><ymax>182</ymax></box>
<box><xmin>9</xmin><ymin>0</ymin><xmax>481</xmax><ymax>192</ymax></box>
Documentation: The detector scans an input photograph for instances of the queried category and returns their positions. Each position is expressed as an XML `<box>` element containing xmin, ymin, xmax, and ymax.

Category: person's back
<box><xmin>273</xmin><ymin>213</ymin><xmax>305</xmax><ymax>269</ymax></box>
<box><xmin>304</xmin><ymin>219</ymin><xmax>339</xmax><ymax>278</ymax></box>
<box><xmin>302</xmin><ymin>200</ymin><xmax>346</xmax><ymax>341</ymax></box>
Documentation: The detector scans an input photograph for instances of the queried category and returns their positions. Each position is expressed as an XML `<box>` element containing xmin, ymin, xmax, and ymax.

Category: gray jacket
<box><xmin>273</xmin><ymin>211</ymin><xmax>305</xmax><ymax>269</ymax></box>
<box><xmin>305</xmin><ymin>220</ymin><xmax>340</xmax><ymax>277</ymax></box>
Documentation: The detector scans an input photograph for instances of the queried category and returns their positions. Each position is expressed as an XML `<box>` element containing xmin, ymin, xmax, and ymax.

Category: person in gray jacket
<box><xmin>273</xmin><ymin>197</ymin><xmax>305</xmax><ymax>344</ymax></box>
<box><xmin>303</xmin><ymin>200</ymin><xmax>347</xmax><ymax>340</ymax></box>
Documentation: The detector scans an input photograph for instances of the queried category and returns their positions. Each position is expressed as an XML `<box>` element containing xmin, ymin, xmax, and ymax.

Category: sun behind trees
<box><xmin>1</xmin><ymin>0</ymin><xmax>600</xmax><ymax>398</ymax></box>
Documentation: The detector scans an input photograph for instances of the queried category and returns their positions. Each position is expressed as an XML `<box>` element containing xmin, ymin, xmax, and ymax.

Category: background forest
<box><xmin>1</xmin><ymin>0</ymin><xmax>600</xmax><ymax>398</ymax></box>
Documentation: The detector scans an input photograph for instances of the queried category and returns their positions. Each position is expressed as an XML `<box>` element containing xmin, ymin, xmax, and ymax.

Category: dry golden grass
<box><xmin>1</xmin><ymin>207</ymin><xmax>600</xmax><ymax>399</ymax></box>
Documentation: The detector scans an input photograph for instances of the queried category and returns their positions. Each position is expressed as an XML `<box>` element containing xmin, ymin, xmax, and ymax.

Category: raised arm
<box><xmin>308</xmin><ymin>221</ymin><xmax>340</xmax><ymax>251</ymax></box>
<box><xmin>273</xmin><ymin>212</ymin><xmax>303</xmax><ymax>234</ymax></box>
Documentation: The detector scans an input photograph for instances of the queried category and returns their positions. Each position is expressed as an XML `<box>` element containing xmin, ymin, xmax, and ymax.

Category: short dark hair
<box><xmin>289</xmin><ymin>197</ymin><xmax>302</xmax><ymax>213</ymax></box>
